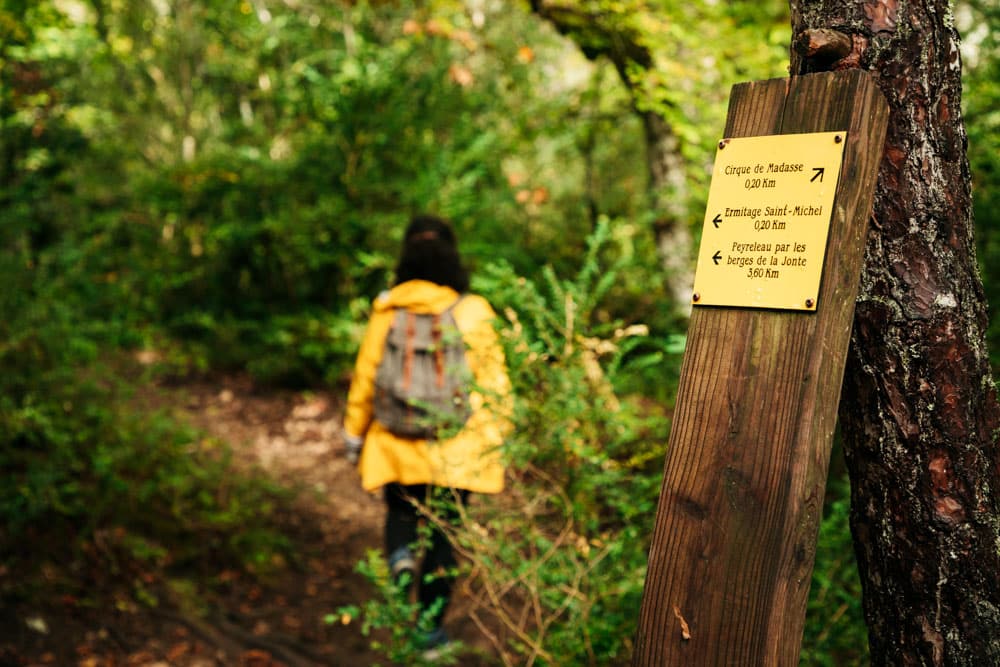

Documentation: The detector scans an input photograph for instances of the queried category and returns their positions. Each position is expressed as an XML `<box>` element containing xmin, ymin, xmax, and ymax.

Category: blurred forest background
<box><xmin>2</xmin><ymin>0</ymin><xmax>998</xmax><ymax>665</ymax></box>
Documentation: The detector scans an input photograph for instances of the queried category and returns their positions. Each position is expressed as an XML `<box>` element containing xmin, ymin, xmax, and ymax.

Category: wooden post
<box><xmin>633</xmin><ymin>71</ymin><xmax>888</xmax><ymax>666</ymax></box>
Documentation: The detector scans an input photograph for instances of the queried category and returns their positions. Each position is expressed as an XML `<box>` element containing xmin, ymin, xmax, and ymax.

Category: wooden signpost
<box><xmin>633</xmin><ymin>70</ymin><xmax>888</xmax><ymax>665</ymax></box>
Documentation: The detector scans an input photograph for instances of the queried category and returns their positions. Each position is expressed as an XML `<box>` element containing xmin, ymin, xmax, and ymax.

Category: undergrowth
<box><xmin>0</xmin><ymin>290</ymin><xmax>293</xmax><ymax>610</ymax></box>
<box><xmin>341</xmin><ymin>221</ymin><xmax>675</xmax><ymax>665</ymax></box>
<box><xmin>340</xmin><ymin>221</ymin><xmax>869</xmax><ymax>665</ymax></box>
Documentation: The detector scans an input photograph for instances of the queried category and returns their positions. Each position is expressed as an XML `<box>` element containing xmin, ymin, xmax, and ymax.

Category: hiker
<box><xmin>342</xmin><ymin>214</ymin><xmax>511</xmax><ymax>652</ymax></box>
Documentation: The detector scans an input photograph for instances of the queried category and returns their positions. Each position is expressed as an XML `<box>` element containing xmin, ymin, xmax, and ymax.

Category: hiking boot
<box><xmin>388</xmin><ymin>546</ymin><xmax>417</xmax><ymax>586</ymax></box>
<box><xmin>420</xmin><ymin>626</ymin><xmax>452</xmax><ymax>661</ymax></box>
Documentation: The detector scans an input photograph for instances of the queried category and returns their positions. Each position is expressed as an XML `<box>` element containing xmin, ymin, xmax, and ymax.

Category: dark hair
<box><xmin>394</xmin><ymin>215</ymin><xmax>470</xmax><ymax>292</ymax></box>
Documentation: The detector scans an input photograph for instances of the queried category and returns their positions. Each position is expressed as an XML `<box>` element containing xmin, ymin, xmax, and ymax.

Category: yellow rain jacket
<box><xmin>344</xmin><ymin>280</ymin><xmax>510</xmax><ymax>494</ymax></box>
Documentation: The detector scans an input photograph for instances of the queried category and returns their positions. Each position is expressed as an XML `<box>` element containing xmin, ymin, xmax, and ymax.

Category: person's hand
<box><xmin>344</xmin><ymin>433</ymin><xmax>363</xmax><ymax>464</ymax></box>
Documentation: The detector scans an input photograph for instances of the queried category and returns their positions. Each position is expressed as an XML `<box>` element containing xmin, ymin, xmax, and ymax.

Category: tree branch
<box><xmin>794</xmin><ymin>29</ymin><xmax>852</xmax><ymax>60</ymax></box>
<box><xmin>528</xmin><ymin>0</ymin><xmax>653</xmax><ymax>72</ymax></box>
<box><xmin>793</xmin><ymin>29</ymin><xmax>866</xmax><ymax>72</ymax></box>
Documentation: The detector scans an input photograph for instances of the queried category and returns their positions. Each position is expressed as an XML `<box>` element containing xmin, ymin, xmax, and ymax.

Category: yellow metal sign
<box><xmin>692</xmin><ymin>131</ymin><xmax>847</xmax><ymax>311</ymax></box>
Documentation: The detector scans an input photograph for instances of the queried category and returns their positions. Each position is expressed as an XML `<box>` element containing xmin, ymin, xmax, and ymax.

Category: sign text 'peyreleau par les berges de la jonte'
<box><xmin>691</xmin><ymin>131</ymin><xmax>847</xmax><ymax>311</ymax></box>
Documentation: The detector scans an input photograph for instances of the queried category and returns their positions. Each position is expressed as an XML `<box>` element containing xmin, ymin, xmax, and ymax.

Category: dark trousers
<box><xmin>384</xmin><ymin>483</ymin><xmax>468</xmax><ymax>629</ymax></box>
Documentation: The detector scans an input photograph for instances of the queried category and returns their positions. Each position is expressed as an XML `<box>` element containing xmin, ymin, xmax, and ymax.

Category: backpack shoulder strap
<box><xmin>443</xmin><ymin>295</ymin><xmax>466</xmax><ymax>318</ymax></box>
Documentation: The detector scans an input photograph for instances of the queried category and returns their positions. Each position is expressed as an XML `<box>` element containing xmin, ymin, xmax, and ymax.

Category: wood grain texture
<box><xmin>633</xmin><ymin>70</ymin><xmax>888</xmax><ymax>666</ymax></box>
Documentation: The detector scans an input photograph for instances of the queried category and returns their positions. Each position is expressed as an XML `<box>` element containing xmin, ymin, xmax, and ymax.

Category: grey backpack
<box><xmin>373</xmin><ymin>298</ymin><xmax>472</xmax><ymax>439</ymax></box>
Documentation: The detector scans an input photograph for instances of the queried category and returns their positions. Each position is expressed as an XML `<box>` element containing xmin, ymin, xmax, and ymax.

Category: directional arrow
<box><xmin>810</xmin><ymin>167</ymin><xmax>825</xmax><ymax>183</ymax></box>
<box><xmin>712</xmin><ymin>213</ymin><xmax>722</xmax><ymax>228</ymax></box>
<box><xmin>712</xmin><ymin>250</ymin><xmax>722</xmax><ymax>265</ymax></box>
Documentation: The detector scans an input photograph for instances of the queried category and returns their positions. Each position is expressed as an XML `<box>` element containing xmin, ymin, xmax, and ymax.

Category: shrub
<box><xmin>340</xmin><ymin>220</ymin><xmax>674</xmax><ymax>665</ymax></box>
<box><xmin>0</xmin><ymin>284</ymin><xmax>292</xmax><ymax>601</ymax></box>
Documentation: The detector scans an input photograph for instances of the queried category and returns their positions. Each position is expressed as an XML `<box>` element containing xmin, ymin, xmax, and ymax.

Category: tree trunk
<box><xmin>644</xmin><ymin>110</ymin><xmax>694</xmax><ymax>311</ymax></box>
<box><xmin>790</xmin><ymin>1</ymin><xmax>1000</xmax><ymax>664</ymax></box>
<box><xmin>528</xmin><ymin>1</ymin><xmax>694</xmax><ymax>311</ymax></box>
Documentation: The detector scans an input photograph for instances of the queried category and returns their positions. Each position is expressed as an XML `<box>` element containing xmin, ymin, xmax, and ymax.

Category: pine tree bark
<box><xmin>528</xmin><ymin>1</ymin><xmax>694</xmax><ymax>310</ymax></box>
<box><xmin>790</xmin><ymin>1</ymin><xmax>1000</xmax><ymax>664</ymax></box>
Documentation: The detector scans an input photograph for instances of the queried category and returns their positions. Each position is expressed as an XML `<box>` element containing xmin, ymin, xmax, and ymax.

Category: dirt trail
<box><xmin>161</xmin><ymin>375</ymin><xmax>385</xmax><ymax>666</ymax></box>
<box><xmin>2</xmin><ymin>374</ymin><xmax>498</xmax><ymax>666</ymax></box>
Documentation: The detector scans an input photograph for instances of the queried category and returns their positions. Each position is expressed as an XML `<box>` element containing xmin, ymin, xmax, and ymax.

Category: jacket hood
<box><xmin>373</xmin><ymin>280</ymin><xmax>462</xmax><ymax>315</ymax></box>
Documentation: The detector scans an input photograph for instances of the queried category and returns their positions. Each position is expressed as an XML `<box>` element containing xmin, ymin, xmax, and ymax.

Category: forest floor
<box><xmin>1</xmin><ymin>371</ymin><xmax>499</xmax><ymax>667</ymax></box>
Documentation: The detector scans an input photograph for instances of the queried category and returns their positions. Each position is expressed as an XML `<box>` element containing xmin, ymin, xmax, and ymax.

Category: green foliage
<box><xmin>337</xmin><ymin>223</ymin><xmax>676</xmax><ymax>665</ymax></box>
<box><xmin>0</xmin><ymin>327</ymin><xmax>293</xmax><ymax>589</ymax></box>
<box><xmin>0</xmin><ymin>255</ymin><xmax>290</xmax><ymax>557</ymax></box>
<box><xmin>962</xmin><ymin>1</ymin><xmax>1000</xmax><ymax>372</ymax></box>
<box><xmin>0</xmin><ymin>8</ymin><xmax>283</xmax><ymax>592</ymax></box>
<box><xmin>1</xmin><ymin>0</ymin><xmax>686</xmax><ymax>385</ymax></box>
<box><xmin>335</xmin><ymin>549</ymin><xmax>462</xmax><ymax>666</ymax></box>
<box><xmin>455</xmin><ymin>222</ymin><xmax>672</xmax><ymax>664</ymax></box>
<box><xmin>0</xmin><ymin>0</ymin><xmax>293</xmax><ymax>578</ymax></box>
<box><xmin>531</xmin><ymin>0</ymin><xmax>791</xmax><ymax>219</ymax></box>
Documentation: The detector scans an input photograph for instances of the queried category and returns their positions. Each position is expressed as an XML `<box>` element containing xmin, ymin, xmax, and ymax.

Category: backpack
<box><xmin>373</xmin><ymin>298</ymin><xmax>472</xmax><ymax>439</ymax></box>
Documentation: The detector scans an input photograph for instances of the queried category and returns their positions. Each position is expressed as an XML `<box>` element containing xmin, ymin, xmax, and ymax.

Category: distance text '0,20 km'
<box><xmin>724</xmin><ymin>162</ymin><xmax>805</xmax><ymax>190</ymax></box>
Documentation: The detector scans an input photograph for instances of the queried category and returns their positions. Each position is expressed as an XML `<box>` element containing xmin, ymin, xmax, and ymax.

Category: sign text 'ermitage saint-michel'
<box><xmin>691</xmin><ymin>131</ymin><xmax>847</xmax><ymax>311</ymax></box>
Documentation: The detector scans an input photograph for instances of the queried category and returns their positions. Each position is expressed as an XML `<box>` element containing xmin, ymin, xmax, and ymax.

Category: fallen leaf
<box><xmin>167</xmin><ymin>641</ymin><xmax>191</xmax><ymax>661</ymax></box>
<box><xmin>241</xmin><ymin>649</ymin><xmax>273</xmax><ymax>667</ymax></box>
<box><xmin>134</xmin><ymin>349</ymin><xmax>161</xmax><ymax>365</ymax></box>
<box><xmin>291</xmin><ymin>397</ymin><xmax>327</xmax><ymax>419</ymax></box>
<box><xmin>126</xmin><ymin>650</ymin><xmax>156</xmax><ymax>665</ymax></box>
<box><xmin>25</xmin><ymin>615</ymin><xmax>49</xmax><ymax>634</ymax></box>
